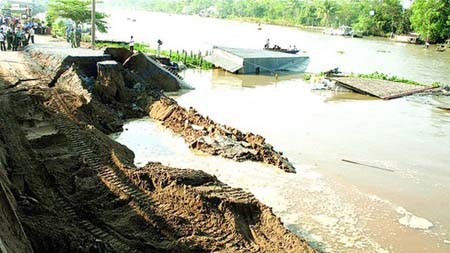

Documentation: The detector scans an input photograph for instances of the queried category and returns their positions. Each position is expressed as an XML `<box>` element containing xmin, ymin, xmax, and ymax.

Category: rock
<box><xmin>104</xmin><ymin>47</ymin><xmax>133</xmax><ymax>64</ymax></box>
<box><xmin>94</xmin><ymin>60</ymin><xmax>127</xmax><ymax>103</ymax></box>
<box><xmin>123</xmin><ymin>52</ymin><xmax>181</xmax><ymax>92</ymax></box>
<box><xmin>148</xmin><ymin>98</ymin><xmax>177</xmax><ymax>121</ymax></box>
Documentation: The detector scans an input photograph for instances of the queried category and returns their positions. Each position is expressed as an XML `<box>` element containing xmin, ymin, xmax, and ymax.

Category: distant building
<box><xmin>2</xmin><ymin>0</ymin><xmax>33</xmax><ymax>18</ymax></box>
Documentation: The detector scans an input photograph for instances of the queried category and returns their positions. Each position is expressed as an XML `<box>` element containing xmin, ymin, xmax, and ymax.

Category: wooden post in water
<box><xmin>169</xmin><ymin>49</ymin><xmax>172</xmax><ymax>59</ymax></box>
<box><xmin>184</xmin><ymin>51</ymin><xmax>187</xmax><ymax>64</ymax></box>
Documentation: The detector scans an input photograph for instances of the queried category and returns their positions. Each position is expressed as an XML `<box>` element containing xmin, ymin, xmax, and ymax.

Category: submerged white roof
<box><xmin>205</xmin><ymin>46</ymin><xmax>309</xmax><ymax>73</ymax></box>
<box><xmin>204</xmin><ymin>54</ymin><xmax>242</xmax><ymax>72</ymax></box>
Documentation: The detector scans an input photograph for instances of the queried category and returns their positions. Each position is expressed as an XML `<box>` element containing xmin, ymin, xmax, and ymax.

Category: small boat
<box><xmin>264</xmin><ymin>47</ymin><xmax>300</xmax><ymax>54</ymax></box>
<box><xmin>436</xmin><ymin>44</ymin><xmax>446</xmax><ymax>52</ymax></box>
<box><xmin>323</xmin><ymin>26</ymin><xmax>353</xmax><ymax>36</ymax></box>
<box><xmin>391</xmin><ymin>33</ymin><xmax>420</xmax><ymax>44</ymax></box>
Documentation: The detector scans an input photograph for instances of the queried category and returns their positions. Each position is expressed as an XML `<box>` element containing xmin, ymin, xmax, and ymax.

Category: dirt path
<box><xmin>0</xmin><ymin>50</ymin><xmax>34</xmax><ymax>85</ymax></box>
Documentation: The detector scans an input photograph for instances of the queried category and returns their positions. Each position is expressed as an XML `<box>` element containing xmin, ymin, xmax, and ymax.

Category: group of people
<box><xmin>66</xmin><ymin>26</ymin><xmax>82</xmax><ymax>48</ymax></box>
<box><xmin>263</xmin><ymin>38</ymin><xmax>298</xmax><ymax>51</ymax></box>
<box><xmin>0</xmin><ymin>16</ymin><xmax>36</xmax><ymax>52</ymax></box>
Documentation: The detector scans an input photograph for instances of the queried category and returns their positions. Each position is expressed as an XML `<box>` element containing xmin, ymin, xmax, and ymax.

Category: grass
<box><xmin>304</xmin><ymin>71</ymin><xmax>444</xmax><ymax>88</ymax></box>
<box><xmin>95</xmin><ymin>41</ymin><xmax>213</xmax><ymax>69</ymax></box>
<box><xmin>349</xmin><ymin>72</ymin><xmax>423</xmax><ymax>86</ymax></box>
<box><xmin>350</xmin><ymin>72</ymin><xmax>444</xmax><ymax>87</ymax></box>
<box><xmin>303</xmin><ymin>72</ymin><xmax>326</xmax><ymax>82</ymax></box>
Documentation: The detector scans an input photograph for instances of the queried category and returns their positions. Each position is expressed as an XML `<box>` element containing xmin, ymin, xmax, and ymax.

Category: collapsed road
<box><xmin>0</xmin><ymin>36</ymin><xmax>316</xmax><ymax>252</ymax></box>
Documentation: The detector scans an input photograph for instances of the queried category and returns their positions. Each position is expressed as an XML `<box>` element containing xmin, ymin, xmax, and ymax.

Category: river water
<box><xmin>104</xmin><ymin>10</ymin><xmax>450</xmax><ymax>253</ymax></box>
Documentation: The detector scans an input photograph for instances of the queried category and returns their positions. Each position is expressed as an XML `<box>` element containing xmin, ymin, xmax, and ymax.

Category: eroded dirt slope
<box><xmin>0</xmin><ymin>38</ymin><xmax>317</xmax><ymax>252</ymax></box>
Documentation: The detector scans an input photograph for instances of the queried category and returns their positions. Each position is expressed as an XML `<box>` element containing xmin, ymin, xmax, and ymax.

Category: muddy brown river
<box><xmin>105</xmin><ymin>10</ymin><xmax>450</xmax><ymax>252</ymax></box>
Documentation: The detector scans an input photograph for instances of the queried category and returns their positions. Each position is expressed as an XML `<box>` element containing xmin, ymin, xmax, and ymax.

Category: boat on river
<box><xmin>323</xmin><ymin>26</ymin><xmax>353</xmax><ymax>36</ymax></box>
<box><xmin>264</xmin><ymin>47</ymin><xmax>300</xmax><ymax>54</ymax></box>
<box><xmin>322</xmin><ymin>26</ymin><xmax>363</xmax><ymax>38</ymax></box>
<box><xmin>391</xmin><ymin>33</ymin><xmax>420</xmax><ymax>44</ymax></box>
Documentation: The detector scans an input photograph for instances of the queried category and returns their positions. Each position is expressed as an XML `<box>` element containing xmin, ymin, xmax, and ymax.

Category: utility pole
<box><xmin>91</xmin><ymin>0</ymin><xmax>96</xmax><ymax>47</ymax></box>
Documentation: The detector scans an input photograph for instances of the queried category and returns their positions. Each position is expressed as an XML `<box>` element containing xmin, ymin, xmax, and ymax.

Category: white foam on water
<box><xmin>396</xmin><ymin>207</ymin><xmax>434</xmax><ymax>230</ymax></box>
<box><xmin>367</xmin><ymin>194</ymin><xmax>390</xmax><ymax>204</ymax></box>
<box><xmin>444</xmin><ymin>240</ymin><xmax>450</xmax><ymax>244</ymax></box>
<box><xmin>312</xmin><ymin>214</ymin><xmax>339</xmax><ymax>227</ymax></box>
<box><xmin>376</xmin><ymin>248</ymin><xmax>390</xmax><ymax>253</ymax></box>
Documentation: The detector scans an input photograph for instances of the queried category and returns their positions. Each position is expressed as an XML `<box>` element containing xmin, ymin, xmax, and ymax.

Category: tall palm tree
<box><xmin>316</xmin><ymin>0</ymin><xmax>337</xmax><ymax>27</ymax></box>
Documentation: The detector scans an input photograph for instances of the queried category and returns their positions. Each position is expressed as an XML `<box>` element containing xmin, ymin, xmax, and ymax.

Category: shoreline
<box><xmin>101</xmin><ymin>8</ymin><xmax>432</xmax><ymax>46</ymax></box>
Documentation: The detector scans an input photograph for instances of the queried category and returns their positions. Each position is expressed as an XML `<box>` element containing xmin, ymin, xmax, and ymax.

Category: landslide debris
<box><xmin>149</xmin><ymin>97</ymin><xmax>296</xmax><ymax>173</ymax></box>
<box><xmin>0</xmin><ymin>42</ymin><xmax>316</xmax><ymax>252</ymax></box>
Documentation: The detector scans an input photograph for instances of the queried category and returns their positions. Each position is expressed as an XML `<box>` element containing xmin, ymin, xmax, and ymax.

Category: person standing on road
<box><xmin>157</xmin><ymin>39</ymin><xmax>163</xmax><ymax>57</ymax></box>
<box><xmin>29</xmin><ymin>27</ymin><xmax>35</xmax><ymax>44</ymax></box>
<box><xmin>70</xmin><ymin>28</ymin><xmax>77</xmax><ymax>48</ymax></box>
<box><xmin>0</xmin><ymin>31</ymin><xmax>6</xmax><ymax>51</ymax></box>
<box><xmin>12</xmin><ymin>29</ymin><xmax>20</xmax><ymax>51</ymax></box>
<box><xmin>6</xmin><ymin>27</ymin><xmax>13</xmax><ymax>50</ymax></box>
<box><xmin>66</xmin><ymin>26</ymin><xmax>71</xmax><ymax>42</ymax></box>
<box><xmin>129</xmin><ymin>36</ymin><xmax>134</xmax><ymax>52</ymax></box>
<box><xmin>75</xmin><ymin>26</ymin><xmax>81</xmax><ymax>47</ymax></box>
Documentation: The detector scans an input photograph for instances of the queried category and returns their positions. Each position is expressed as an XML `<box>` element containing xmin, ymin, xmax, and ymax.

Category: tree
<box><xmin>47</xmin><ymin>0</ymin><xmax>108</xmax><ymax>32</ymax></box>
<box><xmin>316</xmin><ymin>0</ymin><xmax>338</xmax><ymax>27</ymax></box>
<box><xmin>410</xmin><ymin>0</ymin><xmax>450</xmax><ymax>42</ymax></box>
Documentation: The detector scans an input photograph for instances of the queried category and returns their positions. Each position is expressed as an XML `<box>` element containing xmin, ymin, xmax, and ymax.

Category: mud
<box><xmin>0</xmin><ymin>40</ymin><xmax>316</xmax><ymax>252</ymax></box>
<box><xmin>149</xmin><ymin>97</ymin><xmax>297</xmax><ymax>173</ymax></box>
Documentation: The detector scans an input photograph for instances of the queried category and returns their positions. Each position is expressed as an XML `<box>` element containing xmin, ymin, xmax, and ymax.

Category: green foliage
<box><xmin>431</xmin><ymin>82</ymin><xmax>443</xmax><ymax>88</ymax></box>
<box><xmin>33</xmin><ymin>0</ymin><xmax>48</xmax><ymax>15</ymax></box>
<box><xmin>1</xmin><ymin>2</ymin><xmax>12</xmax><ymax>9</ymax></box>
<box><xmin>105</xmin><ymin>0</ymin><xmax>414</xmax><ymax>37</ymax></box>
<box><xmin>352</xmin><ymin>72</ymin><xmax>423</xmax><ymax>86</ymax></box>
<box><xmin>303</xmin><ymin>73</ymin><xmax>312</xmax><ymax>81</ymax></box>
<box><xmin>52</xmin><ymin>19</ymin><xmax>67</xmax><ymax>37</ymax></box>
<box><xmin>47</xmin><ymin>0</ymin><xmax>108</xmax><ymax>32</ymax></box>
<box><xmin>410</xmin><ymin>0</ymin><xmax>450</xmax><ymax>42</ymax></box>
<box><xmin>96</xmin><ymin>41</ymin><xmax>213</xmax><ymax>69</ymax></box>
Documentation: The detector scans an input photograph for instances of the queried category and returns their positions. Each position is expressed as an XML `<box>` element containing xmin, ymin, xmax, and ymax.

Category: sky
<box><xmin>402</xmin><ymin>0</ymin><xmax>414</xmax><ymax>8</ymax></box>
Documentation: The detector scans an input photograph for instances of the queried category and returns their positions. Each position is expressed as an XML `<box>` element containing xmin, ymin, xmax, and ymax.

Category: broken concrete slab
<box><xmin>331</xmin><ymin>77</ymin><xmax>434</xmax><ymax>100</ymax></box>
<box><xmin>95</xmin><ymin>60</ymin><xmax>128</xmax><ymax>103</ymax></box>
<box><xmin>123</xmin><ymin>52</ymin><xmax>182</xmax><ymax>92</ymax></box>
<box><xmin>104</xmin><ymin>47</ymin><xmax>133</xmax><ymax>65</ymax></box>
<box><xmin>55</xmin><ymin>66</ymin><xmax>92</xmax><ymax>105</ymax></box>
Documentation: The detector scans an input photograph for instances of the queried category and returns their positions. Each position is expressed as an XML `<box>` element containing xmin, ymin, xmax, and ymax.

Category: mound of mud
<box><xmin>149</xmin><ymin>97</ymin><xmax>296</xmax><ymax>173</ymax></box>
